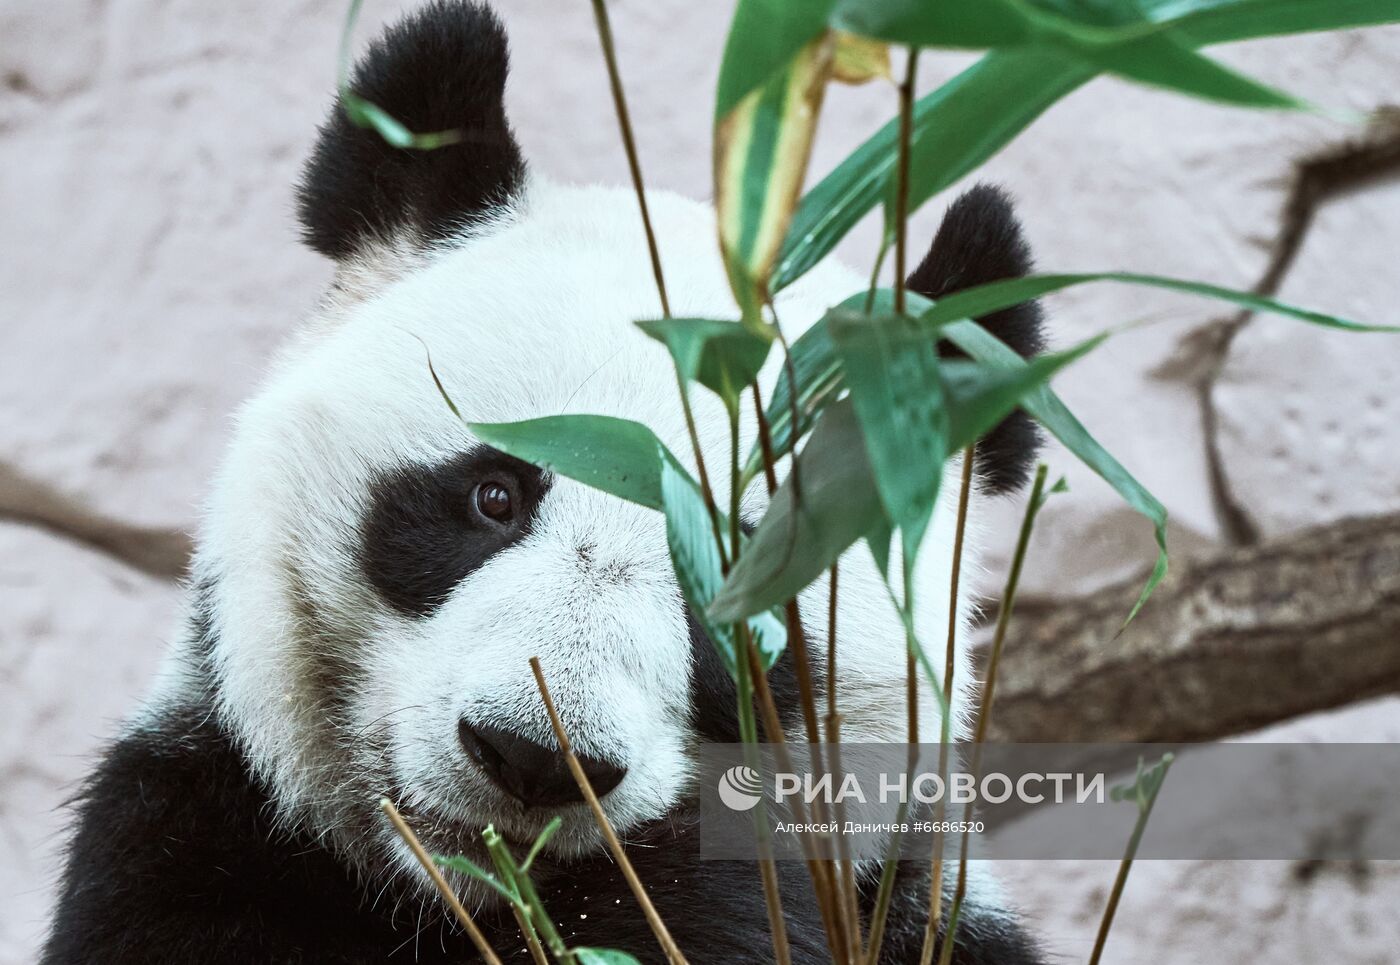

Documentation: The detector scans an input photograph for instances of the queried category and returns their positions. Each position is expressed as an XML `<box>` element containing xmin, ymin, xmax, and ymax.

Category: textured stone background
<box><xmin>2</xmin><ymin>2</ymin><xmax>1398</xmax><ymax>962</ymax></box>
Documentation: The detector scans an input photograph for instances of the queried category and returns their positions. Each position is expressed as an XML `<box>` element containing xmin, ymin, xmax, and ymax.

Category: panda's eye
<box><xmin>474</xmin><ymin>480</ymin><xmax>515</xmax><ymax>524</ymax></box>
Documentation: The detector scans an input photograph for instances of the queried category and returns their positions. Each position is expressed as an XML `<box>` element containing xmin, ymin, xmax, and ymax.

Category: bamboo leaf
<box><xmin>716</xmin><ymin>35</ymin><xmax>834</xmax><ymax>328</ymax></box>
<box><xmin>711</xmin><ymin>400</ymin><xmax>885</xmax><ymax>622</ymax></box>
<box><xmin>520</xmin><ymin>816</ymin><xmax>562</xmax><ymax>874</ymax></box>
<box><xmin>636</xmin><ymin>318</ymin><xmax>773</xmax><ymax>412</ymax></box>
<box><xmin>829</xmin><ymin>310</ymin><xmax>949</xmax><ymax>560</ymax></box>
<box><xmin>1159</xmin><ymin>0</ymin><xmax>1400</xmax><ymax>45</ymax></box>
<box><xmin>714</xmin><ymin>0</ymin><xmax>836</xmax><ymax>119</ymax></box>
<box><xmin>834</xmin><ymin>0</ymin><xmax>1080</xmax><ymax>47</ymax></box>
<box><xmin>575</xmin><ymin>950</ymin><xmax>644</xmax><ymax>965</ymax></box>
<box><xmin>1081</xmin><ymin>32</ymin><xmax>1303</xmax><ymax>109</ymax></box>
<box><xmin>661</xmin><ymin>458</ymin><xmax>786</xmax><ymax>676</ymax></box>
<box><xmin>774</xmin><ymin>50</ymin><xmax>1091</xmax><ymax>292</ymax></box>
<box><xmin>832</xmin><ymin>30</ymin><xmax>892</xmax><ymax>83</ymax></box>
<box><xmin>433</xmin><ymin>855</ymin><xmax>518</xmax><ymax>903</ymax></box>
<box><xmin>745</xmin><ymin>289</ymin><xmax>929</xmax><ymax>481</ymax></box>
<box><xmin>337</xmin><ymin>0</ymin><xmax>462</xmax><ymax>150</ymax></box>
<box><xmin>467</xmin><ymin>415</ymin><xmax>675</xmax><ymax>511</ymax></box>
<box><xmin>939</xmin><ymin>317</ymin><xmax>1169</xmax><ymax>624</ymax></box>
<box><xmin>776</xmin><ymin>0</ymin><xmax>1400</xmax><ymax>292</ymax></box>
<box><xmin>940</xmin><ymin>335</ymin><xmax>1109</xmax><ymax>451</ymax></box>
<box><xmin>917</xmin><ymin>272</ymin><xmax>1400</xmax><ymax>333</ymax></box>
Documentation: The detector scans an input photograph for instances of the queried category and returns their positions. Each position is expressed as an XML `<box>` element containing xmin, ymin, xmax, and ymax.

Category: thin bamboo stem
<box><xmin>1088</xmin><ymin>756</ymin><xmax>1174</xmax><ymax>965</ymax></box>
<box><xmin>379</xmin><ymin>799</ymin><xmax>504</xmax><ymax>965</ymax></box>
<box><xmin>935</xmin><ymin>465</ymin><xmax>1049</xmax><ymax>965</ymax></box>
<box><xmin>744</xmin><ymin>639</ymin><xmax>847</xmax><ymax>963</ymax></box>
<box><xmin>919</xmin><ymin>447</ymin><xmax>975</xmax><ymax>965</ymax></box>
<box><xmin>864</xmin><ymin>46</ymin><xmax>922</xmax><ymax>965</ymax></box>
<box><xmin>528</xmin><ymin>658</ymin><xmax>689</xmax><ymax>965</ymax></box>
<box><xmin>483</xmin><ymin>826</ymin><xmax>564</xmax><ymax>965</ymax></box>
<box><xmin>585</xmin><ymin>0</ymin><xmax>726</xmax><ymax>567</ymax></box>
<box><xmin>588</xmin><ymin>0</ymin><xmax>669</xmax><ymax>317</ymax></box>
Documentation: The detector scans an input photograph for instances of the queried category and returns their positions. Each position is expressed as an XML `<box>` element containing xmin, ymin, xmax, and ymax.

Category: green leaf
<box><xmin>939</xmin><ymin>318</ymin><xmax>1169</xmax><ymax>624</ymax></box>
<box><xmin>940</xmin><ymin>334</ymin><xmax>1108</xmax><ymax>451</ymax></box>
<box><xmin>866</xmin><ymin>513</ymin><xmax>894</xmax><ymax>578</ymax></box>
<box><xmin>774</xmin><ymin>50</ymin><xmax>1091</xmax><ymax>292</ymax></box>
<box><xmin>337</xmin><ymin>0</ymin><xmax>462</xmax><ymax>150</ymax></box>
<box><xmin>833</xmin><ymin>0</ymin><xmax>1073</xmax><ymax>47</ymax></box>
<box><xmin>756</xmin><ymin>306</ymin><xmax>1102</xmax><ymax>572</ymax></box>
<box><xmin>1109</xmin><ymin>752</ymin><xmax>1175</xmax><ymax>810</ymax></box>
<box><xmin>520</xmin><ymin>816</ymin><xmax>562</xmax><ymax>874</ymax></box>
<box><xmin>716</xmin><ymin>35</ymin><xmax>833</xmax><ymax>327</ymax></box>
<box><xmin>829</xmin><ymin>309</ymin><xmax>949</xmax><ymax>560</ymax></box>
<box><xmin>745</xmin><ymin>289</ymin><xmax>933</xmax><ymax>482</ymax></box>
<box><xmin>917</xmin><ymin>272</ymin><xmax>1400</xmax><ymax>333</ymax></box>
<box><xmin>661</xmin><ymin>459</ymin><xmax>786</xmax><ymax>677</ymax></box>
<box><xmin>467</xmin><ymin>415</ymin><xmax>674</xmax><ymax>511</ymax></box>
<box><xmin>745</xmin><ymin>308</ymin><xmax>841</xmax><ymax>481</ymax></box>
<box><xmin>711</xmin><ymin>400</ymin><xmax>885</xmax><ymax>622</ymax></box>
<box><xmin>777</xmin><ymin>0</ymin><xmax>1397</xmax><ymax>293</ymax></box>
<box><xmin>636</xmin><ymin>318</ymin><xmax>773</xmax><ymax>411</ymax></box>
<box><xmin>1080</xmin><ymin>32</ymin><xmax>1303</xmax><ymax>109</ymax></box>
<box><xmin>1159</xmin><ymin>0</ymin><xmax>1400</xmax><ymax>45</ymax></box>
<box><xmin>715</xmin><ymin>0</ymin><xmax>836</xmax><ymax>119</ymax></box>
<box><xmin>433</xmin><ymin>855</ymin><xmax>517</xmax><ymax>903</ymax></box>
<box><xmin>833</xmin><ymin>0</ymin><xmax>1305</xmax><ymax>110</ymax></box>
<box><xmin>575</xmin><ymin>950</ymin><xmax>644</xmax><ymax>965</ymax></box>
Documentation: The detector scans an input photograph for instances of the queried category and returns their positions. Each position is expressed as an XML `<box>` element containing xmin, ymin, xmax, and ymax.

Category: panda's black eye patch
<box><xmin>358</xmin><ymin>448</ymin><xmax>549</xmax><ymax>617</ymax></box>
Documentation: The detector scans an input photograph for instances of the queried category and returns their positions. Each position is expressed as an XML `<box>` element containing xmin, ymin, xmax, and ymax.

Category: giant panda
<box><xmin>42</xmin><ymin>2</ymin><xmax>1047</xmax><ymax>962</ymax></box>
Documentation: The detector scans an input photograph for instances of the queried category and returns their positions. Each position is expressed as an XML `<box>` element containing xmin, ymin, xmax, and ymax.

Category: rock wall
<box><xmin>2</xmin><ymin>2</ymin><xmax>1397</xmax><ymax>961</ymax></box>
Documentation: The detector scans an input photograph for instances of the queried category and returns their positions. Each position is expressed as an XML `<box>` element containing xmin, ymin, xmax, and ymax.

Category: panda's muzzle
<box><xmin>458</xmin><ymin>719</ymin><xmax>626</xmax><ymax>808</ymax></box>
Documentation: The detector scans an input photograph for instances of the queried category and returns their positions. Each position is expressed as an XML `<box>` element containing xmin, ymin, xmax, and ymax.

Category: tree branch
<box><xmin>0</xmin><ymin>462</ymin><xmax>191</xmax><ymax>580</ymax></box>
<box><xmin>988</xmin><ymin>513</ymin><xmax>1400</xmax><ymax>743</ymax></box>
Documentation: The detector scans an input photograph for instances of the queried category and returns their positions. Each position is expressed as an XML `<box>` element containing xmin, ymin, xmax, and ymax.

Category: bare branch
<box><xmin>989</xmin><ymin>513</ymin><xmax>1400</xmax><ymax>743</ymax></box>
<box><xmin>0</xmin><ymin>462</ymin><xmax>191</xmax><ymax>580</ymax></box>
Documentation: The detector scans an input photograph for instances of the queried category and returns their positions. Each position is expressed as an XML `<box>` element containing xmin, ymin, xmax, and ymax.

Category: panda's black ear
<box><xmin>909</xmin><ymin>184</ymin><xmax>1047</xmax><ymax>494</ymax></box>
<box><xmin>296</xmin><ymin>0</ymin><xmax>525</xmax><ymax>261</ymax></box>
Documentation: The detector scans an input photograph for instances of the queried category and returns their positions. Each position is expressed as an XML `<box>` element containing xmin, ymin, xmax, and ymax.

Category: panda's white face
<box><xmin>188</xmin><ymin>178</ymin><xmax>932</xmax><ymax>886</ymax></box>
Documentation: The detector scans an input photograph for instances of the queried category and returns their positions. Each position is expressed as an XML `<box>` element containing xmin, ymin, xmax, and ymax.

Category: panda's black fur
<box><xmin>43</xmin><ymin>3</ymin><xmax>1047</xmax><ymax>962</ymax></box>
<box><xmin>297</xmin><ymin>1</ymin><xmax>526</xmax><ymax>259</ymax></box>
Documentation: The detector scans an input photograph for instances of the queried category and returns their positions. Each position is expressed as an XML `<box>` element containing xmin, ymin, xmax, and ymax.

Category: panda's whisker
<box><xmin>354</xmin><ymin>703</ymin><xmax>426</xmax><ymax>741</ymax></box>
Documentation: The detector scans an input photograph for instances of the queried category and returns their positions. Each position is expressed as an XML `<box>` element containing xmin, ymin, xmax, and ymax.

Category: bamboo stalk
<box><xmin>935</xmin><ymin>466</ymin><xmax>1049</xmax><ymax>965</ymax></box>
<box><xmin>528</xmin><ymin>658</ymin><xmax>689</xmax><ymax>965</ymax></box>
<box><xmin>743</xmin><ymin>639</ymin><xmax>847</xmax><ymax>964</ymax></box>
<box><xmin>752</xmin><ymin>384</ymin><xmax>780</xmax><ymax>496</ymax></box>
<box><xmin>919</xmin><ymin>447</ymin><xmax>975</xmax><ymax>965</ymax></box>
<box><xmin>825</xmin><ymin>563</ymin><xmax>863</xmax><ymax>962</ymax></box>
<box><xmin>892</xmin><ymin>48</ymin><xmax>919</xmax><ymax>319</ymax></box>
<box><xmin>483</xmin><ymin>827</ymin><xmax>564</xmax><ymax>965</ymax></box>
<box><xmin>733</xmin><ymin>397</ymin><xmax>800</xmax><ymax>963</ymax></box>
<box><xmin>585</xmin><ymin>0</ymin><xmax>729</xmax><ymax>564</ymax></box>
<box><xmin>751</xmin><ymin>353</ymin><xmax>854</xmax><ymax>961</ymax></box>
<box><xmin>379</xmin><ymin>799</ymin><xmax>504</xmax><ymax>965</ymax></box>
<box><xmin>864</xmin><ymin>47</ymin><xmax>922</xmax><ymax>965</ymax></box>
<box><xmin>588</xmin><ymin>0</ymin><xmax>668</xmax><ymax>317</ymax></box>
<box><xmin>1088</xmin><ymin>756</ymin><xmax>1175</xmax><ymax>965</ymax></box>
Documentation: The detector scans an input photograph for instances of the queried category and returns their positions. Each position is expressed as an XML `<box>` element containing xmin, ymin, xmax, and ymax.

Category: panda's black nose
<box><xmin>458</xmin><ymin>719</ymin><xmax>626</xmax><ymax>807</ymax></box>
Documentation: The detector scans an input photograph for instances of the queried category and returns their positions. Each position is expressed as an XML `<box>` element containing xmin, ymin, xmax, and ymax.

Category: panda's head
<box><xmin>184</xmin><ymin>1</ymin><xmax>1043</xmax><ymax>894</ymax></box>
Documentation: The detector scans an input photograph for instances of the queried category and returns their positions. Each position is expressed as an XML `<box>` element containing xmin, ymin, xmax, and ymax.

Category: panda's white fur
<box><xmin>181</xmin><ymin>174</ymin><xmax>979</xmax><ymax>885</ymax></box>
<box><xmin>46</xmin><ymin>5</ymin><xmax>1045</xmax><ymax>962</ymax></box>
